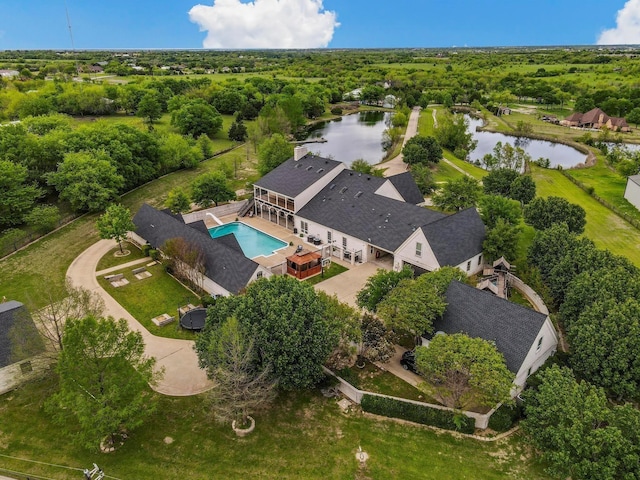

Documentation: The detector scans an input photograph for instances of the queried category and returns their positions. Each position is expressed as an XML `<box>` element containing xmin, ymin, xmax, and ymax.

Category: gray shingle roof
<box><xmin>297</xmin><ymin>170</ymin><xmax>446</xmax><ymax>252</ymax></box>
<box><xmin>387</xmin><ymin>172</ymin><xmax>425</xmax><ymax>204</ymax></box>
<box><xmin>0</xmin><ymin>301</ymin><xmax>45</xmax><ymax>368</ymax></box>
<box><xmin>132</xmin><ymin>204</ymin><xmax>258</xmax><ymax>294</ymax></box>
<box><xmin>430</xmin><ymin>281</ymin><xmax>549</xmax><ymax>374</ymax></box>
<box><xmin>421</xmin><ymin>208</ymin><xmax>486</xmax><ymax>267</ymax></box>
<box><xmin>628</xmin><ymin>175</ymin><xmax>640</xmax><ymax>187</ymax></box>
<box><xmin>254</xmin><ymin>153</ymin><xmax>344</xmax><ymax>198</ymax></box>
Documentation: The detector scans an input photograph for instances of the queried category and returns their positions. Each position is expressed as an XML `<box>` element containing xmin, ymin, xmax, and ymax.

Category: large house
<box><xmin>130</xmin><ymin>204</ymin><xmax>271</xmax><ymax>296</ymax></box>
<box><xmin>0</xmin><ymin>301</ymin><xmax>48</xmax><ymax>395</ymax></box>
<box><xmin>254</xmin><ymin>148</ymin><xmax>486</xmax><ymax>275</ymax></box>
<box><xmin>421</xmin><ymin>281</ymin><xmax>558</xmax><ymax>391</ymax></box>
<box><xmin>562</xmin><ymin>107</ymin><xmax>631</xmax><ymax>132</ymax></box>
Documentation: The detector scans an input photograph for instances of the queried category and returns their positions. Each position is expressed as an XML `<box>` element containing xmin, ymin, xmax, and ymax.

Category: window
<box><xmin>301</xmin><ymin>221</ymin><xmax>308</xmax><ymax>234</ymax></box>
<box><xmin>342</xmin><ymin>237</ymin><xmax>347</xmax><ymax>249</ymax></box>
<box><xmin>478</xmin><ymin>254</ymin><xmax>482</xmax><ymax>266</ymax></box>
<box><xmin>527</xmin><ymin>367</ymin><xmax>532</xmax><ymax>377</ymax></box>
<box><xmin>327</xmin><ymin>231</ymin><xmax>332</xmax><ymax>243</ymax></box>
<box><xmin>536</xmin><ymin>336</ymin><xmax>543</xmax><ymax>352</ymax></box>
<box><xmin>466</xmin><ymin>261</ymin><xmax>471</xmax><ymax>271</ymax></box>
<box><xmin>415</xmin><ymin>242</ymin><xmax>422</xmax><ymax>257</ymax></box>
<box><xmin>256</xmin><ymin>271</ymin><xmax>263</xmax><ymax>279</ymax></box>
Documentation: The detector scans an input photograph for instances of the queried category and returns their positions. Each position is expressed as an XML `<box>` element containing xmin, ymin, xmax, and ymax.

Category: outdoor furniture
<box><xmin>286</xmin><ymin>250</ymin><xmax>322</xmax><ymax>280</ymax></box>
<box><xmin>132</xmin><ymin>267</ymin><xmax>152</xmax><ymax>280</ymax></box>
<box><xmin>178</xmin><ymin>303</ymin><xmax>197</xmax><ymax>317</ymax></box>
<box><xmin>151</xmin><ymin>313</ymin><xmax>175</xmax><ymax>327</ymax></box>
<box><xmin>105</xmin><ymin>273</ymin><xmax>129</xmax><ymax>287</ymax></box>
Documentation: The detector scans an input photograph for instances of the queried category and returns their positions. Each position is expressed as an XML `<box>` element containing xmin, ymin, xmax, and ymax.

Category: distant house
<box><xmin>561</xmin><ymin>107</ymin><xmax>631</xmax><ymax>132</ymax></box>
<box><xmin>421</xmin><ymin>281</ymin><xmax>558</xmax><ymax>391</ymax></box>
<box><xmin>0</xmin><ymin>69</ymin><xmax>19</xmax><ymax>78</ymax></box>
<box><xmin>0</xmin><ymin>301</ymin><xmax>48</xmax><ymax>395</ymax></box>
<box><xmin>624</xmin><ymin>175</ymin><xmax>640</xmax><ymax>211</ymax></box>
<box><xmin>130</xmin><ymin>204</ymin><xmax>271</xmax><ymax>296</ymax></box>
<box><xmin>87</xmin><ymin>65</ymin><xmax>104</xmax><ymax>74</ymax></box>
<box><xmin>497</xmin><ymin>106</ymin><xmax>511</xmax><ymax>116</ymax></box>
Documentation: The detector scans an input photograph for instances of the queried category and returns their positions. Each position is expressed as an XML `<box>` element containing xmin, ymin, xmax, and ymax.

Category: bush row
<box><xmin>361</xmin><ymin>394</ymin><xmax>475</xmax><ymax>434</ymax></box>
<box><xmin>487</xmin><ymin>403</ymin><xmax>522</xmax><ymax>432</ymax></box>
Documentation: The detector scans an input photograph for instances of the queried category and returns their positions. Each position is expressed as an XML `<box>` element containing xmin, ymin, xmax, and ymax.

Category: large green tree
<box><xmin>432</xmin><ymin>176</ymin><xmax>482</xmax><ymax>212</ymax></box>
<box><xmin>356</xmin><ymin>266</ymin><xmax>414</xmax><ymax>312</ymax></box>
<box><xmin>482</xmin><ymin>168</ymin><xmax>519</xmax><ymax>197</ymax></box>
<box><xmin>191</xmin><ymin>171</ymin><xmax>236</xmax><ymax>207</ymax></box>
<box><xmin>171</xmin><ymin>100</ymin><xmax>223</xmax><ymax>137</ymax></box>
<box><xmin>47</xmin><ymin>151</ymin><xmax>124</xmax><ymax>212</ymax></box>
<box><xmin>415</xmin><ymin>333</ymin><xmax>514</xmax><ymax>409</ymax></box>
<box><xmin>483</xmin><ymin>217</ymin><xmax>521</xmax><ymax>262</ymax></box>
<box><xmin>0</xmin><ymin>160</ymin><xmax>43</xmax><ymax>228</ymax></box>
<box><xmin>478</xmin><ymin>195</ymin><xmax>522</xmax><ymax>229</ymax></box>
<box><xmin>402</xmin><ymin>135</ymin><xmax>442</xmax><ymax>166</ymax></box>
<box><xmin>257</xmin><ymin>133</ymin><xmax>294</xmax><ymax>176</ymax></box>
<box><xmin>96</xmin><ymin>204</ymin><xmax>135</xmax><ymax>254</ymax></box>
<box><xmin>47</xmin><ymin>316</ymin><xmax>160</xmax><ymax>450</ymax></box>
<box><xmin>136</xmin><ymin>91</ymin><xmax>162</xmax><ymax>125</ymax></box>
<box><xmin>165</xmin><ymin>187</ymin><xmax>191</xmax><ymax>214</ymax></box>
<box><xmin>524</xmin><ymin>196</ymin><xmax>586</xmax><ymax>234</ymax></box>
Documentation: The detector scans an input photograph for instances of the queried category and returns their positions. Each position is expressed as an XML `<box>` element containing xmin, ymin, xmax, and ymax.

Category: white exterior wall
<box><xmin>0</xmin><ymin>354</ymin><xmax>49</xmax><ymax>395</ymax></box>
<box><xmin>293</xmin><ymin>164</ymin><xmax>346</xmax><ymax>212</ymax></box>
<box><xmin>454</xmin><ymin>252</ymin><xmax>485</xmax><ymax>277</ymax></box>
<box><xmin>513</xmin><ymin>317</ymin><xmax>558</xmax><ymax>389</ymax></box>
<box><xmin>128</xmin><ymin>231</ymin><xmax>147</xmax><ymax>247</ymax></box>
<box><xmin>393</xmin><ymin>229</ymin><xmax>439</xmax><ymax>272</ymax></box>
<box><xmin>299</xmin><ymin>217</ymin><xmax>371</xmax><ymax>263</ymax></box>
<box><xmin>374</xmin><ymin>181</ymin><xmax>404</xmax><ymax>201</ymax></box>
<box><xmin>624</xmin><ymin>178</ymin><xmax>640</xmax><ymax>210</ymax></box>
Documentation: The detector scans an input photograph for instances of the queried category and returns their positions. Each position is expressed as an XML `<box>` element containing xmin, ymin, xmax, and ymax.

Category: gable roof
<box><xmin>254</xmin><ymin>153</ymin><xmax>343</xmax><ymax>198</ymax></box>
<box><xmin>133</xmin><ymin>204</ymin><xmax>258</xmax><ymax>294</ymax></box>
<box><xmin>421</xmin><ymin>208</ymin><xmax>486</xmax><ymax>267</ymax></box>
<box><xmin>297</xmin><ymin>169</ymin><xmax>446</xmax><ymax>252</ymax></box>
<box><xmin>0</xmin><ymin>301</ymin><xmax>45</xmax><ymax>368</ymax></box>
<box><xmin>387</xmin><ymin>172</ymin><xmax>425</xmax><ymax>204</ymax></box>
<box><xmin>430</xmin><ymin>281</ymin><xmax>549</xmax><ymax>374</ymax></box>
<box><xmin>580</xmin><ymin>107</ymin><xmax>608</xmax><ymax>125</ymax></box>
<box><xmin>628</xmin><ymin>174</ymin><xmax>640</xmax><ymax>187</ymax></box>
<box><xmin>564</xmin><ymin>112</ymin><xmax>583</xmax><ymax>123</ymax></box>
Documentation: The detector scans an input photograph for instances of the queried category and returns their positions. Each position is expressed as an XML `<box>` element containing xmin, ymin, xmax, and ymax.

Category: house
<box><xmin>497</xmin><ymin>106</ymin><xmax>511</xmax><ymax>116</ymax></box>
<box><xmin>624</xmin><ymin>175</ymin><xmax>640</xmax><ymax>210</ymax></box>
<box><xmin>254</xmin><ymin>147</ymin><xmax>486</xmax><ymax>276</ymax></box>
<box><xmin>0</xmin><ymin>301</ymin><xmax>48</xmax><ymax>395</ymax></box>
<box><xmin>130</xmin><ymin>204</ymin><xmax>271</xmax><ymax>296</ymax></box>
<box><xmin>0</xmin><ymin>69</ymin><xmax>19</xmax><ymax>78</ymax></box>
<box><xmin>421</xmin><ymin>281</ymin><xmax>558</xmax><ymax>391</ymax></box>
<box><xmin>561</xmin><ymin>107</ymin><xmax>631</xmax><ymax>132</ymax></box>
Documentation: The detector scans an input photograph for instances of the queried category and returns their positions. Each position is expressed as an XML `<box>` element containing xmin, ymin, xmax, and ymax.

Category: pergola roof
<box><xmin>287</xmin><ymin>250</ymin><xmax>321</xmax><ymax>266</ymax></box>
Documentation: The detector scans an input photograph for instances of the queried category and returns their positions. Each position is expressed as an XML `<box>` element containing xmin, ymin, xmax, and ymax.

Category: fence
<box><xmin>181</xmin><ymin>200</ymin><xmax>248</xmax><ymax>224</ymax></box>
<box><xmin>323</xmin><ymin>367</ymin><xmax>495</xmax><ymax>429</ymax></box>
<box><xmin>0</xmin><ymin>214</ymin><xmax>77</xmax><ymax>259</ymax></box>
<box><xmin>507</xmin><ymin>273</ymin><xmax>549</xmax><ymax>315</ymax></box>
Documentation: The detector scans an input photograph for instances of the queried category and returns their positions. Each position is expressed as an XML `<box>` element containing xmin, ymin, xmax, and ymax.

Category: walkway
<box><xmin>376</xmin><ymin>106</ymin><xmax>421</xmax><ymax>177</ymax></box>
<box><xmin>375</xmin><ymin>345</ymin><xmax>422</xmax><ymax>387</ymax></box>
<box><xmin>66</xmin><ymin>239</ymin><xmax>213</xmax><ymax>396</ymax></box>
<box><xmin>313</xmin><ymin>261</ymin><xmax>382</xmax><ymax>308</ymax></box>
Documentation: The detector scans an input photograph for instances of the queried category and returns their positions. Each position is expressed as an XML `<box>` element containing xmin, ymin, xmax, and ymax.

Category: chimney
<box><xmin>294</xmin><ymin>145</ymin><xmax>308</xmax><ymax>161</ymax></box>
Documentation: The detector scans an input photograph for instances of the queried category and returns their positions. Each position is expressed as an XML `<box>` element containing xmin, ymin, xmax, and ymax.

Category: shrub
<box><xmin>488</xmin><ymin>404</ymin><xmax>521</xmax><ymax>432</ymax></box>
<box><xmin>330</xmin><ymin>107</ymin><xmax>343</xmax><ymax>116</ymax></box>
<box><xmin>141</xmin><ymin>244</ymin><xmax>151</xmax><ymax>256</ymax></box>
<box><xmin>200</xmin><ymin>294</ymin><xmax>218</xmax><ymax>308</ymax></box>
<box><xmin>360</xmin><ymin>394</ymin><xmax>475</xmax><ymax>433</ymax></box>
<box><xmin>149</xmin><ymin>249</ymin><xmax>160</xmax><ymax>261</ymax></box>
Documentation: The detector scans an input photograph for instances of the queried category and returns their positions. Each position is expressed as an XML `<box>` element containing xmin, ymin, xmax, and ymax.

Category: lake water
<box><xmin>464</xmin><ymin>116</ymin><xmax>588</xmax><ymax>168</ymax></box>
<box><xmin>301</xmin><ymin>111</ymin><xmax>393</xmax><ymax>165</ymax></box>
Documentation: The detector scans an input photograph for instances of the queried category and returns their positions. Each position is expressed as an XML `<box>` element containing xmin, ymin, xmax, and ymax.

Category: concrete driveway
<box><xmin>313</xmin><ymin>261</ymin><xmax>382</xmax><ymax>308</ymax></box>
<box><xmin>66</xmin><ymin>239</ymin><xmax>213</xmax><ymax>396</ymax></box>
<box><xmin>376</xmin><ymin>345</ymin><xmax>423</xmax><ymax>387</ymax></box>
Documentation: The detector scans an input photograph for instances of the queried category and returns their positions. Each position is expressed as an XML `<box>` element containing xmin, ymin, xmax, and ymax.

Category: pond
<box><xmin>464</xmin><ymin>115</ymin><xmax>588</xmax><ymax>169</ymax></box>
<box><xmin>301</xmin><ymin>111</ymin><xmax>393</xmax><ymax>165</ymax></box>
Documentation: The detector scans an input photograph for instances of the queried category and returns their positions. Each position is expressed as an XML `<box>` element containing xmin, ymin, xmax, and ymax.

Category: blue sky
<box><xmin>0</xmin><ymin>0</ymin><xmax>637</xmax><ymax>50</ymax></box>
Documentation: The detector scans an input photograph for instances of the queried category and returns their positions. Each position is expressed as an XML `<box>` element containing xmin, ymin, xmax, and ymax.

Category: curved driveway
<box><xmin>376</xmin><ymin>106</ymin><xmax>421</xmax><ymax>176</ymax></box>
<box><xmin>66</xmin><ymin>239</ymin><xmax>213</xmax><ymax>396</ymax></box>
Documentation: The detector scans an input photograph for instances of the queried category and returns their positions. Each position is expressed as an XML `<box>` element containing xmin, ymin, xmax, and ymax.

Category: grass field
<box><xmin>0</xmin><ymin>376</ymin><xmax>548</xmax><ymax>480</ymax></box>
<box><xmin>304</xmin><ymin>262</ymin><xmax>348</xmax><ymax>286</ymax></box>
<box><xmin>95</xmin><ymin>241</ymin><xmax>147</xmax><ymax>271</ymax></box>
<box><xmin>531</xmin><ymin>165</ymin><xmax>640</xmax><ymax>266</ymax></box>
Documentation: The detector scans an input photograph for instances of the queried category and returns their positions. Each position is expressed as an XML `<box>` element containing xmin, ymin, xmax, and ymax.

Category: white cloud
<box><xmin>598</xmin><ymin>0</ymin><xmax>640</xmax><ymax>44</ymax></box>
<box><xmin>189</xmin><ymin>0</ymin><xmax>339</xmax><ymax>49</ymax></box>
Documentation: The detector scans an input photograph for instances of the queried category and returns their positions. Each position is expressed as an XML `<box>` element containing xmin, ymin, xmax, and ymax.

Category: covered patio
<box><xmin>287</xmin><ymin>249</ymin><xmax>322</xmax><ymax>280</ymax></box>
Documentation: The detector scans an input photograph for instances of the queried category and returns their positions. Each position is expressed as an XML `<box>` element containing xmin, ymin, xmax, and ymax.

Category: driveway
<box><xmin>313</xmin><ymin>261</ymin><xmax>382</xmax><ymax>308</ymax></box>
<box><xmin>376</xmin><ymin>345</ymin><xmax>423</xmax><ymax>387</ymax></box>
<box><xmin>66</xmin><ymin>239</ymin><xmax>213</xmax><ymax>396</ymax></box>
<box><xmin>376</xmin><ymin>106</ymin><xmax>421</xmax><ymax>177</ymax></box>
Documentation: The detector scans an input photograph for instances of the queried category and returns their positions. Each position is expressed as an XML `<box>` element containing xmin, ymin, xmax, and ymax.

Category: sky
<box><xmin>0</xmin><ymin>0</ymin><xmax>639</xmax><ymax>50</ymax></box>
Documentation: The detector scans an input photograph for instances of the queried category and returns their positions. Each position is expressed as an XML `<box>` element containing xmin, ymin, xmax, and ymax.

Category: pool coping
<box><xmin>208</xmin><ymin>221</ymin><xmax>289</xmax><ymax>259</ymax></box>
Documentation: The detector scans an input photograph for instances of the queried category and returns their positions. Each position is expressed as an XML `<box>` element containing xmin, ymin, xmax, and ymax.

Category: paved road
<box><xmin>376</xmin><ymin>106</ymin><xmax>421</xmax><ymax>177</ymax></box>
<box><xmin>67</xmin><ymin>239</ymin><xmax>213</xmax><ymax>396</ymax></box>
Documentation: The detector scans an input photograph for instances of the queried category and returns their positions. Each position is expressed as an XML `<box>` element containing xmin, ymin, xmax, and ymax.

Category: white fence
<box><xmin>181</xmin><ymin>201</ymin><xmax>248</xmax><ymax>224</ymax></box>
<box><xmin>507</xmin><ymin>273</ymin><xmax>549</xmax><ymax>315</ymax></box>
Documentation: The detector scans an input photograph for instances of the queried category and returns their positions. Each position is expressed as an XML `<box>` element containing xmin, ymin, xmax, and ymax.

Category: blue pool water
<box><xmin>208</xmin><ymin>222</ymin><xmax>288</xmax><ymax>258</ymax></box>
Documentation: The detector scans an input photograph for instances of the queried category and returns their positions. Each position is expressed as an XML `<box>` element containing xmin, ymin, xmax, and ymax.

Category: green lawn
<box><xmin>531</xmin><ymin>165</ymin><xmax>640</xmax><ymax>266</ymax></box>
<box><xmin>95</xmin><ymin>241</ymin><xmax>147</xmax><ymax>271</ymax></box>
<box><xmin>0</xmin><ymin>376</ymin><xmax>548</xmax><ymax>480</ymax></box>
<box><xmin>305</xmin><ymin>262</ymin><xmax>348</xmax><ymax>286</ymax></box>
<box><xmin>97</xmin><ymin>263</ymin><xmax>199</xmax><ymax>340</ymax></box>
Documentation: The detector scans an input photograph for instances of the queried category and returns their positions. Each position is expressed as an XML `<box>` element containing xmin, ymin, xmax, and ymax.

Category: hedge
<box><xmin>487</xmin><ymin>403</ymin><xmax>522</xmax><ymax>432</ymax></box>
<box><xmin>361</xmin><ymin>394</ymin><xmax>475</xmax><ymax>434</ymax></box>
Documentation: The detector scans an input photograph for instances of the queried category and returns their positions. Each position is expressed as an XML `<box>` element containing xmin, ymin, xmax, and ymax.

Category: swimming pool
<box><xmin>208</xmin><ymin>222</ymin><xmax>288</xmax><ymax>258</ymax></box>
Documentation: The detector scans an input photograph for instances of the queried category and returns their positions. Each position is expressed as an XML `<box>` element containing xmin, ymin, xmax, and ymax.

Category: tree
<box><xmin>47</xmin><ymin>316</ymin><xmax>161</xmax><ymax>450</ymax></box>
<box><xmin>0</xmin><ymin>160</ymin><xmax>43</xmax><ymax>228</ymax></box>
<box><xmin>257</xmin><ymin>133</ymin><xmax>294</xmax><ymax>176</ymax></box>
<box><xmin>627</xmin><ymin>107</ymin><xmax>640</xmax><ymax>127</ymax></box>
<box><xmin>432</xmin><ymin>176</ymin><xmax>481</xmax><ymax>212</ymax></box>
<box><xmin>228</xmin><ymin>119</ymin><xmax>248</xmax><ymax>142</ymax></box>
<box><xmin>527</xmin><ymin>223</ymin><xmax>579</xmax><ymax>280</ymax></box>
<box><xmin>200</xmin><ymin>317</ymin><xmax>276</xmax><ymax>427</ymax></box>
<box><xmin>162</xmin><ymin>237</ymin><xmax>206</xmax><ymax>292</ymax></box>
<box><xmin>170</xmin><ymin>100</ymin><xmax>223</xmax><ymax>137</ymax></box>
<box><xmin>197</xmin><ymin>276</ymin><xmax>339</xmax><ymax>390</ymax></box>
<box><xmin>136</xmin><ymin>91</ymin><xmax>162</xmax><ymax>125</ymax></box>
<box><xmin>358</xmin><ymin>313</ymin><xmax>396</xmax><ymax>363</ymax></box>
<box><xmin>433</xmin><ymin>112</ymin><xmax>477</xmax><ymax>158</ymax></box>
<box><xmin>482</xmin><ymin>168</ymin><xmax>519</xmax><ymax>197</ymax></box>
<box><xmin>24</xmin><ymin>204</ymin><xmax>61</xmax><ymax>234</ymax></box>
<box><xmin>569</xmin><ymin>299</ymin><xmax>640</xmax><ymax>400</ymax></box>
<box><xmin>509</xmin><ymin>175</ymin><xmax>536</xmax><ymax>205</ymax></box>
<box><xmin>478</xmin><ymin>195</ymin><xmax>522</xmax><ymax>229</ymax></box>
<box><xmin>351</xmin><ymin>159</ymin><xmax>384</xmax><ymax>177</ymax></box>
<box><xmin>481</xmin><ymin>141</ymin><xmax>531</xmax><ymax>171</ymax></box>
<box><xmin>165</xmin><ymin>187</ymin><xmax>191</xmax><ymax>214</ymax></box>
<box><xmin>158</xmin><ymin>133</ymin><xmax>203</xmax><ymax>172</ymax></box>
<box><xmin>410</xmin><ymin>163</ymin><xmax>436</xmax><ymax>195</ymax></box>
<box><xmin>402</xmin><ymin>135</ymin><xmax>442</xmax><ymax>166</ymax></box>
<box><xmin>574</xmin><ymin>96</ymin><xmax>595</xmax><ymax>113</ymax></box>
<box><xmin>356</xmin><ymin>266</ymin><xmax>413</xmax><ymax>312</ymax></box>
<box><xmin>483</xmin><ymin>218</ymin><xmax>521</xmax><ymax>262</ymax></box>
<box><xmin>30</xmin><ymin>278</ymin><xmax>105</xmax><ymax>357</ymax></box>
<box><xmin>47</xmin><ymin>151</ymin><xmax>124</xmax><ymax>212</ymax></box>
<box><xmin>524</xmin><ymin>196</ymin><xmax>586</xmax><ymax>234</ymax></box>
<box><xmin>191</xmin><ymin>171</ymin><xmax>236</xmax><ymax>207</ymax></box>
<box><xmin>415</xmin><ymin>333</ymin><xmax>514</xmax><ymax>409</ymax></box>
<box><xmin>96</xmin><ymin>204</ymin><xmax>135</xmax><ymax>254</ymax></box>
<box><xmin>521</xmin><ymin>365</ymin><xmax>640</xmax><ymax>480</ymax></box>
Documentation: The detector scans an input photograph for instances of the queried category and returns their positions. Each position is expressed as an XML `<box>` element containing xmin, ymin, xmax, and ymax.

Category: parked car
<box><xmin>400</xmin><ymin>349</ymin><xmax>418</xmax><ymax>373</ymax></box>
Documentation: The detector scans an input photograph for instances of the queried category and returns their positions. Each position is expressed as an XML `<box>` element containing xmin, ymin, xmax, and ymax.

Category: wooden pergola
<box><xmin>286</xmin><ymin>250</ymin><xmax>322</xmax><ymax>280</ymax></box>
